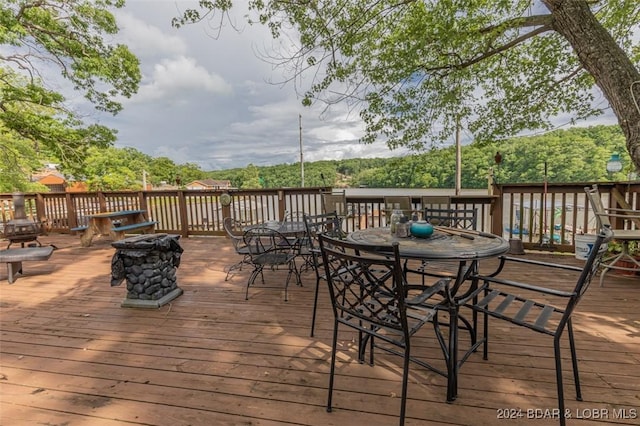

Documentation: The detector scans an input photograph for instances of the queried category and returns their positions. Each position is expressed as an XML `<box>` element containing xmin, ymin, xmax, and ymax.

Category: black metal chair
<box><xmin>282</xmin><ymin>210</ymin><xmax>314</xmax><ymax>272</ymax></box>
<box><xmin>406</xmin><ymin>207</ymin><xmax>478</xmax><ymax>282</ymax></box>
<box><xmin>468</xmin><ymin>225</ymin><xmax>613</xmax><ymax>426</ymax></box>
<box><xmin>318</xmin><ymin>234</ymin><xmax>452</xmax><ymax>426</ymax></box>
<box><xmin>424</xmin><ymin>206</ymin><xmax>477</xmax><ymax>229</ymax></box>
<box><xmin>222</xmin><ymin>217</ymin><xmax>252</xmax><ymax>281</ymax></box>
<box><xmin>302</xmin><ymin>211</ymin><xmax>345</xmax><ymax>337</ymax></box>
<box><xmin>243</xmin><ymin>226</ymin><xmax>301</xmax><ymax>301</ymax></box>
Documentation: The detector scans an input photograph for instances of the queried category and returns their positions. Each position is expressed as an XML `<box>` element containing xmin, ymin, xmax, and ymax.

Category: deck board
<box><xmin>1</xmin><ymin>234</ymin><xmax>639</xmax><ymax>425</ymax></box>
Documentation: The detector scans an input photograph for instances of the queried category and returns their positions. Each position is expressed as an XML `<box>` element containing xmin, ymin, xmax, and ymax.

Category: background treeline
<box><xmin>2</xmin><ymin>125</ymin><xmax>630</xmax><ymax>193</ymax></box>
<box><xmin>209</xmin><ymin>125</ymin><xmax>630</xmax><ymax>188</ymax></box>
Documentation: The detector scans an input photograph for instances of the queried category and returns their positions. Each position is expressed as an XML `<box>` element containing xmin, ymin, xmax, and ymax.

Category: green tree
<box><xmin>240</xmin><ymin>164</ymin><xmax>263</xmax><ymax>189</ymax></box>
<box><xmin>1</xmin><ymin>0</ymin><xmax>140</xmax><ymax>183</ymax></box>
<box><xmin>176</xmin><ymin>163</ymin><xmax>206</xmax><ymax>186</ymax></box>
<box><xmin>0</xmin><ymin>123</ymin><xmax>46</xmax><ymax>192</ymax></box>
<box><xmin>175</xmin><ymin>1</ymin><xmax>640</xmax><ymax>169</ymax></box>
<box><xmin>83</xmin><ymin>146</ymin><xmax>149</xmax><ymax>190</ymax></box>
<box><xmin>148</xmin><ymin>157</ymin><xmax>178</xmax><ymax>186</ymax></box>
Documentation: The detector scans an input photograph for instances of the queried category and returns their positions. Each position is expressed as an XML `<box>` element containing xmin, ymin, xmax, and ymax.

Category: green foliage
<box><xmin>1</xmin><ymin>124</ymin><xmax>629</xmax><ymax>192</ymax></box>
<box><xmin>207</xmin><ymin>125</ymin><xmax>631</xmax><ymax>189</ymax></box>
<box><xmin>0</xmin><ymin>0</ymin><xmax>141</xmax><ymax>190</ymax></box>
<box><xmin>240</xmin><ymin>164</ymin><xmax>263</xmax><ymax>189</ymax></box>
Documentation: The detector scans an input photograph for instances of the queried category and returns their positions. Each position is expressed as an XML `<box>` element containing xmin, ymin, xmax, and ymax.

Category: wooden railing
<box><xmin>2</xmin><ymin>182</ymin><xmax>639</xmax><ymax>253</ymax></box>
<box><xmin>495</xmin><ymin>181</ymin><xmax>640</xmax><ymax>253</ymax></box>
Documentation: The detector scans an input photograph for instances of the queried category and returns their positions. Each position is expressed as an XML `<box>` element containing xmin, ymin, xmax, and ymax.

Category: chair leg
<box><xmin>326</xmin><ymin>319</ymin><xmax>339</xmax><ymax>413</ymax></box>
<box><xmin>482</xmin><ymin>309</ymin><xmax>489</xmax><ymax>360</ymax></box>
<box><xmin>245</xmin><ymin>266</ymin><xmax>263</xmax><ymax>300</ymax></box>
<box><xmin>399</xmin><ymin>350</ymin><xmax>411</xmax><ymax>426</ymax></box>
<box><xmin>310</xmin><ymin>276</ymin><xmax>321</xmax><ymax>337</ymax></box>
<box><xmin>447</xmin><ymin>307</ymin><xmax>459</xmax><ymax>402</ymax></box>
<box><xmin>566</xmin><ymin>320</ymin><xmax>582</xmax><ymax>401</ymax></box>
<box><xmin>553</xmin><ymin>335</ymin><xmax>567</xmax><ymax>426</ymax></box>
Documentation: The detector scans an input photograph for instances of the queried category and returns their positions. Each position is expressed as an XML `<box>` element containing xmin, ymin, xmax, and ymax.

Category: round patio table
<box><xmin>347</xmin><ymin>226</ymin><xmax>509</xmax><ymax>260</ymax></box>
<box><xmin>347</xmin><ymin>226</ymin><xmax>509</xmax><ymax>402</ymax></box>
<box><xmin>244</xmin><ymin>220</ymin><xmax>306</xmax><ymax>235</ymax></box>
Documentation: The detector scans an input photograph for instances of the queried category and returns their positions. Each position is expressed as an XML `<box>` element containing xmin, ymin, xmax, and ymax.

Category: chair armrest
<box><xmin>475</xmin><ymin>275</ymin><xmax>576</xmax><ymax>298</ymax></box>
<box><xmin>605</xmin><ymin>207</ymin><xmax>640</xmax><ymax>215</ymax></box>
<box><xmin>598</xmin><ymin>207</ymin><xmax>640</xmax><ymax>223</ymax></box>
<box><xmin>484</xmin><ymin>255</ymin><xmax>583</xmax><ymax>277</ymax></box>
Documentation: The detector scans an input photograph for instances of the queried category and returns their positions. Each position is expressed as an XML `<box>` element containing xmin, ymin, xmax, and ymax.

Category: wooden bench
<box><xmin>0</xmin><ymin>246</ymin><xmax>54</xmax><ymax>284</ymax></box>
<box><xmin>111</xmin><ymin>221</ymin><xmax>157</xmax><ymax>239</ymax></box>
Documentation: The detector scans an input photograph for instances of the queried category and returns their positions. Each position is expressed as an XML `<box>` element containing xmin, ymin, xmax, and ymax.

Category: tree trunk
<box><xmin>544</xmin><ymin>0</ymin><xmax>640</xmax><ymax>171</ymax></box>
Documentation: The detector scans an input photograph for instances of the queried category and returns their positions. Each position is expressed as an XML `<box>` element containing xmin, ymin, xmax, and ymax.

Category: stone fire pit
<box><xmin>110</xmin><ymin>234</ymin><xmax>183</xmax><ymax>308</ymax></box>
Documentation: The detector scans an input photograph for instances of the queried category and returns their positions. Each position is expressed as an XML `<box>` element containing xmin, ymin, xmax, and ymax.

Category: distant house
<box><xmin>32</xmin><ymin>168</ymin><xmax>88</xmax><ymax>192</ymax></box>
<box><xmin>33</xmin><ymin>171</ymin><xmax>67</xmax><ymax>192</ymax></box>
<box><xmin>186</xmin><ymin>179</ymin><xmax>232</xmax><ymax>190</ymax></box>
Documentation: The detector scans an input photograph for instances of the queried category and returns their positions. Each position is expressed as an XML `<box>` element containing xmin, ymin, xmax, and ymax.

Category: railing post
<box><xmin>35</xmin><ymin>193</ymin><xmax>46</xmax><ymax>223</ymax></box>
<box><xmin>491</xmin><ymin>183</ymin><xmax>503</xmax><ymax>236</ymax></box>
<box><xmin>98</xmin><ymin>191</ymin><xmax>107</xmax><ymax>212</ymax></box>
<box><xmin>139</xmin><ymin>190</ymin><xmax>148</xmax><ymax>212</ymax></box>
<box><xmin>66</xmin><ymin>192</ymin><xmax>79</xmax><ymax>230</ymax></box>
<box><xmin>278</xmin><ymin>190</ymin><xmax>286</xmax><ymax>220</ymax></box>
<box><xmin>177</xmin><ymin>190</ymin><xmax>189</xmax><ymax>237</ymax></box>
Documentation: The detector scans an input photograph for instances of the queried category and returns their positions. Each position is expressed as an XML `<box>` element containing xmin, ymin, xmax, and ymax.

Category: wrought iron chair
<box><xmin>383</xmin><ymin>195</ymin><xmax>413</xmax><ymax>216</ymax></box>
<box><xmin>584</xmin><ymin>184</ymin><xmax>640</xmax><ymax>286</ymax></box>
<box><xmin>318</xmin><ymin>234</ymin><xmax>452</xmax><ymax>426</ymax></box>
<box><xmin>405</xmin><ymin>207</ymin><xmax>479</xmax><ymax>282</ymax></box>
<box><xmin>222</xmin><ymin>217</ymin><xmax>252</xmax><ymax>281</ymax></box>
<box><xmin>321</xmin><ymin>190</ymin><xmax>348</xmax><ymax>219</ymax></box>
<box><xmin>243</xmin><ymin>226</ymin><xmax>301</xmax><ymax>301</ymax></box>
<box><xmin>281</xmin><ymin>210</ymin><xmax>313</xmax><ymax>271</ymax></box>
<box><xmin>302</xmin><ymin>211</ymin><xmax>346</xmax><ymax>337</ymax></box>
<box><xmin>469</xmin><ymin>225</ymin><xmax>613</xmax><ymax>426</ymax></box>
<box><xmin>424</xmin><ymin>206</ymin><xmax>477</xmax><ymax>229</ymax></box>
<box><xmin>421</xmin><ymin>195</ymin><xmax>451</xmax><ymax>211</ymax></box>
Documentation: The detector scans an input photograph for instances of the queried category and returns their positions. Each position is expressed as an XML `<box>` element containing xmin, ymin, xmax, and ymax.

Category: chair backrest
<box><xmin>282</xmin><ymin>210</ymin><xmax>306</xmax><ymax>222</ymax></box>
<box><xmin>303</xmin><ymin>212</ymin><xmax>344</xmax><ymax>245</ymax></box>
<box><xmin>383</xmin><ymin>196</ymin><xmax>412</xmax><ymax>213</ymax></box>
<box><xmin>584</xmin><ymin>184</ymin><xmax>611</xmax><ymax>228</ymax></box>
<box><xmin>424</xmin><ymin>207</ymin><xmax>477</xmax><ymax>230</ymax></box>
<box><xmin>321</xmin><ymin>191</ymin><xmax>347</xmax><ymax>217</ymax></box>
<box><xmin>223</xmin><ymin>217</ymin><xmax>246</xmax><ymax>252</ymax></box>
<box><xmin>303</xmin><ymin>212</ymin><xmax>344</xmax><ymax>273</ymax></box>
<box><xmin>318</xmin><ymin>233</ymin><xmax>409</xmax><ymax>334</ymax></box>
<box><xmin>422</xmin><ymin>196</ymin><xmax>451</xmax><ymax>210</ymax></box>
<box><xmin>243</xmin><ymin>226</ymin><xmax>295</xmax><ymax>257</ymax></box>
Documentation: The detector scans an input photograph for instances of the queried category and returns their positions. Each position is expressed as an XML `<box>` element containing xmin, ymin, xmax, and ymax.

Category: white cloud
<box><xmin>115</xmin><ymin>12</ymin><xmax>187</xmax><ymax>56</ymax></box>
<box><xmin>131</xmin><ymin>56</ymin><xmax>232</xmax><ymax>103</ymax></box>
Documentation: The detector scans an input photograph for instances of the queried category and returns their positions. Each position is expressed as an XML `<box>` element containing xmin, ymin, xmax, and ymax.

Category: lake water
<box><xmin>344</xmin><ymin>188</ymin><xmax>488</xmax><ymax>197</ymax></box>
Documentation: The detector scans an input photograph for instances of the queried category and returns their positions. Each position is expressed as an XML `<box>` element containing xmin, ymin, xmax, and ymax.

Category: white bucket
<box><xmin>574</xmin><ymin>234</ymin><xmax>607</xmax><ymax>260</ymax></box>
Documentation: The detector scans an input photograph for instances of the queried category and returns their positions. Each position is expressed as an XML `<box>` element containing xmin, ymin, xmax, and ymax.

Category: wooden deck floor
<box><xmin>1</xmin><ymin>234</ymin><xmax>639</xmax><ymax>425</ymax></box>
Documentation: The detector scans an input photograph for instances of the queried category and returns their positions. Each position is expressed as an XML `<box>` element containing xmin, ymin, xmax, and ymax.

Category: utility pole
<box><xmin>455</xmin><ymin>118</ymin><xmax>461</xmax><ymax>195</ymax></box>
<box><xmin>299</xmin><ymin>114</ymin><xmax>304</xmax><ymax>187</ymax></box>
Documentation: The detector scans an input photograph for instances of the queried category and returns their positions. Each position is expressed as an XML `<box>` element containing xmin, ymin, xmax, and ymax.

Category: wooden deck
<box><xmin>1</xmin><ymin>234</ymin><xmax>639</xmax><ymax>425</ymax></box>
